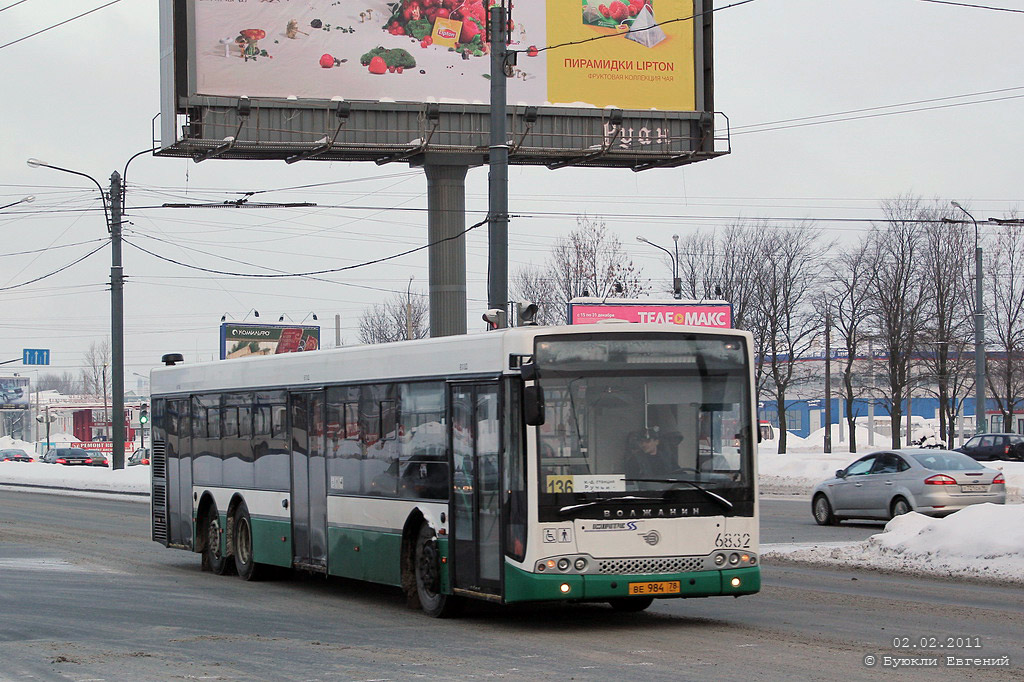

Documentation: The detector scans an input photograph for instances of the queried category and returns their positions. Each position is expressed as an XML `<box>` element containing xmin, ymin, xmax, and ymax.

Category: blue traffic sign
<box><xmin>22</xmin><ymin>349</ymin><xmax>50</xmax><ymax>365</ymax></box>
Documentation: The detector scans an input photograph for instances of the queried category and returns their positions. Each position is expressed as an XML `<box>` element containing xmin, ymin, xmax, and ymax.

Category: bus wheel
<box><xmin>232</xmin><ymin>502</ymin><xmax>263</xmax><ymax>581</ymax></box>
<box><xmin>202</xmin><ymin>510</ymin><xmax>234</xmax><ymax>576</ymax></box>
<box><xmin>608</xmin><ymin>597</ymin><xmax>654</xmax><ymax>612</ymax></box>
<box><xmin>414</xmin><ymin>524</ymin><xmax>461</xmax><ymax>618</ymax></box>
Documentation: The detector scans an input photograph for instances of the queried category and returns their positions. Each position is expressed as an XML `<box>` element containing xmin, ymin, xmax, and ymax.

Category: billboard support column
<box><xmin>110</xmin><ymin>171</ymin><xmax>126</xmax><ymax>470</ymax></box>
<box><xmin>425</xmin><ymin>161</ymin><xmax>468</xmax><ymax>337</ymax></box>
<box><xmin>487</xmin><ymin>2</ymin><xmax>510</xmax><ymax>328</ymax></box>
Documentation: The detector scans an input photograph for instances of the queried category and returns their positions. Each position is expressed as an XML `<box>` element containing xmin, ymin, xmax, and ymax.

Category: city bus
<box><xmin>150</xmin><ymin>323</ymin><xmax>759</xmax><ymax>616</ymax></box>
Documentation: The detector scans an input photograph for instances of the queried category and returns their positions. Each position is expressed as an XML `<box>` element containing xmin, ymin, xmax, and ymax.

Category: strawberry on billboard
<box><xmin>568</xmin><ymin>298</ymin><xmax>732</xmax><ymax>328</ymax></box>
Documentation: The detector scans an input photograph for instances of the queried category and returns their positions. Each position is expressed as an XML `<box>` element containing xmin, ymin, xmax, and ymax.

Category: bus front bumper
<box><xmin>503</xmin><ymin>564</ymin><xmax>760</xmax><ymax>604</ymax></box>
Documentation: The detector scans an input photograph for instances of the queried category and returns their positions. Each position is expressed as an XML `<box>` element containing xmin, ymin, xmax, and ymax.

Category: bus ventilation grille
<box><xmin>151</xmin><ymin>440</ymin><xmax>168</xmax><ymax>544</ymax></box>
<box><xmin>598</xmin><ymin>556</ymin><xmax>703</xmax><ymax>575</ymax></box>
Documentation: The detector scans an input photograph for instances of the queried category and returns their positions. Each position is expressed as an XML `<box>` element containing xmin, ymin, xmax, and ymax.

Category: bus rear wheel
<box><xmin>232</xmin><ymin>502</ymin><xmax>263</xmax><ymax>581</ymax></box>
<box><xmin>414</xmin><ymin>524</ymin><xmax>461</xmax><ymax>618</ymax></box>
<box><xmin>202</xmin><ymin>509</ymin><xmax>234</xmax><ymax>576</ymax></box>
<box><xmin>608</xmin><ymin>596</ymin><xmax>654</xmax><ymax>612</ymax></box>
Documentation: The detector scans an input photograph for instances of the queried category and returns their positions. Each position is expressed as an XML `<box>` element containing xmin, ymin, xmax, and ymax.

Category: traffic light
<box><xmin>139</xmin><ymin>405</ymin><xmax>149</xmax><ymax>425</ymax></box>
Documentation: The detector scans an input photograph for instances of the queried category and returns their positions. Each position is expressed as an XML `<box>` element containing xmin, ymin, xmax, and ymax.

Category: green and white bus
<box><xmin>150</xmin><ymin>323</ymin><xmax>759</xmax><ymax>616</ymax></box>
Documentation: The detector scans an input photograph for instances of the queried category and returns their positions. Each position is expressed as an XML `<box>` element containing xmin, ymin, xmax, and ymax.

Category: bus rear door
<box><xmin>289</xmin><ymin>391</ymin><xmax>328</xmax><ymax>572</ymax></box>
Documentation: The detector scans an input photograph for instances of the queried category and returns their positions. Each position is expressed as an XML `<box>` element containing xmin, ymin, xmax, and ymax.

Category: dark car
<box><xmin>955</xmin><ymin>433</ymin><xmax>1024</xmax><ymax>462</ymax></box>
<box><xmin>0</xmin><ymin>448</ymin><xmax>33</xmax><ymax>462</ymax></box>
<box><xmin>85</xmin><ymin>450</ymin><xmax>110</xmax><ymax>467</ymax></box>
<box><xmin>128</xmin><ymin>447</ymin><xmax>150</xmax><ymax>466</ymax></box>
<box><xmin>40</xmin><ymin>448</ymin><xmax>94</xmax><ymax>465</ymax></box>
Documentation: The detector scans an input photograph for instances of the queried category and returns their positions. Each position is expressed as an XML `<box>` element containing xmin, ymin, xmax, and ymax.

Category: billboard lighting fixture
<box><xmin>608</xmin><ymin>109</ymin><xmax>623</xmax><ymax>126</ymax></box>
<box><xmin>524</xmin><ymin>107</ymin><xmax>539</xmax><ymax>124</ymax></box>
<box><xmin>286</xmin><ymin>103</ymin><xmax>351</xmax><ymax>164</ymax></box>
<box><xmin>336</xmin><ymin>102</ymin><xmax>351</xmax><ymax>119</ymax></box>
<box><xmin>237</xmin><ymin>97</ymin><xmax>251</xmax><ymax>117</ymax></box>
<box><xmin>426</xmin><ymin>103</ymin><xmax>441</xmax><ymax>121</ymax></box>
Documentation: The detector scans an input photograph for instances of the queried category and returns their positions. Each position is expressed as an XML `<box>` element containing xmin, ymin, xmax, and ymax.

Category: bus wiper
<box><xmin>622</xmin><ymin>478</ymin><xmax>734</xmax><ymax>515</ymax></box>
<box><xmin>559</xmin><ymin>496</ymin><xmax>661</xmax><ymax>515</ymax></box>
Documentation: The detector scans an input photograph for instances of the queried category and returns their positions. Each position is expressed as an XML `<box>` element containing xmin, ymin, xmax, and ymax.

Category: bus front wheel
<box><xmin>232</xmin><ymin>502</ymin><xmax>263</xmax><ymax>581</ymax></box>
<box><xmin>414</xmin><ymin>524</ymin><xmax>461</xmax><ymax>618</ymax></box>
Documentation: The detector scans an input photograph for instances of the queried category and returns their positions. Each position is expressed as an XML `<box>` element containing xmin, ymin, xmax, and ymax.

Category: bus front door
<box><xmin>289</xmin><ymin>391</ymin><xmax>328</xmax><ymax>572</ymax></box>
<box><xmin>449</xmin><ymin>383</ymin><xmax>502</xmax><ymax>597</ymax></box>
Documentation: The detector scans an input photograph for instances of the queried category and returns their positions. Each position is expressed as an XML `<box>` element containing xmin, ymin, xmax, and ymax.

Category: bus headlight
<box><xmin>560</xmin><ymin>583</ymin><xmax>571</xmax><ymax>594</ymax></box>
<box><xmin>714</xmin><ymin>553</ymin><xmax>726</xmax><ymax>566</ymax></box>
<box><xmin>729</xmin><ymin>553</ymin><xmax>740</xmax><ymax>565</ymax></box>
<box><xmin>730</xmin><ymin>577</ymin><xmax>741</xmax><ymax>587</ymax></box>
<box><xmin>557</xmin><ymin>558</ymin><xmax>570</xmax><ymax>571</ymax></box>
<box><xmin>574</xmin><ymin>558</ymin><xmax>587</xmax><ymax>571</ymax></box>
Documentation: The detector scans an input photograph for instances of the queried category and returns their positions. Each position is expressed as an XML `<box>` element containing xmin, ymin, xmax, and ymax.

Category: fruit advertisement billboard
<box><xmin>220</xmin><ymin>324</ymin><xmax>321</xmax><ymax>360</ymax></box>
<box><xmin>186</xmin><ymin>0</ymin><xmax>697</xmax><ymax>111</ymax></box>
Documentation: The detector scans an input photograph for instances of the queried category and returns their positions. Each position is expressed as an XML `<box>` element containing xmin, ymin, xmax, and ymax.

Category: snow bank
<box><xmin>0</xmin><ymin>461</ymin><xmax>149</xmax><ymax>494</ymax></box>
<box><xmin>764</xmin><ymin>504</ymin><xmax>1024</xmax><ymax>584</ymax></box>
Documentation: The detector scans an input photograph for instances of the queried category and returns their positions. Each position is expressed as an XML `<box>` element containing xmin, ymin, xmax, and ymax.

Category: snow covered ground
<box><xmin>2</xmin><ymin>434</ymin><xmax>1021</xmax><ymax>584</ymax></box>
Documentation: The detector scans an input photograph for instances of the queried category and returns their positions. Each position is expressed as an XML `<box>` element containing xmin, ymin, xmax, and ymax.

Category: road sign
<box><xmin>22</xmin><ymin>349</ymin><xmax>50</xmax><ymax>365</ymax></box>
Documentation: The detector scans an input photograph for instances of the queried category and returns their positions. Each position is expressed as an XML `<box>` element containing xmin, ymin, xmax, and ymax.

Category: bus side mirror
<box><xmin>524</xmin><ymin>385</ymin><xmax>545</xmax><ymax>426</ymax></box>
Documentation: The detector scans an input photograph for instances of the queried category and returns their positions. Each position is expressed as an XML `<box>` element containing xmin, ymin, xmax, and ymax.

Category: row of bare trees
<box><xmin>355</xmin><ymin>200</ymin><xmax>1023</xmax><ymax>454</ymax></box>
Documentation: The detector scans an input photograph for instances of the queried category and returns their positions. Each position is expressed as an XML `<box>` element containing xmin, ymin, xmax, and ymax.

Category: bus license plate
<box><xmin>961</xmin><ymin>484</ymin><xmax>988</xmax><ymax>492</ymax></box>
<box><xmin>628</xmin><ymin>580</ymin><xmax>680</xmax><ymax>595</ymax></box>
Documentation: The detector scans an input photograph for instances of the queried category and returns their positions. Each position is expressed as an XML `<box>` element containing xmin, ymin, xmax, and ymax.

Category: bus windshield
<box><xmin>533</xmin><ymin>334</ymin><xmax>755</xmax><ymax>522</ymax></box>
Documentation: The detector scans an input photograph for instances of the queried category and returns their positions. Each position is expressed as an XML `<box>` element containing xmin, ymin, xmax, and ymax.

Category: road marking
<box><xmin>0</xmin><ymin>557</ymin><xmax>125</xmax><ymax>574</ymax></box>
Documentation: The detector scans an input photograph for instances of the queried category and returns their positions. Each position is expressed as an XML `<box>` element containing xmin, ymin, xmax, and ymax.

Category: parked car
<box><xmin>128</xmin><ymin>447</ymin><xmax>150</xmax><ymax>466</ymax></box>
<box><xmin>0</xmin><ymin>448</ymin><xmax>33</xmax><ymax>462</ymax></box>
<box><xmin>85</xmin><ymin>450</ymin><xmax>109</xmax><ymax>467</ymax></box>
<box><xmin>40</xmin><ymin>448</ymin><xmax>94</xmax><ymax>466</ymax></box>
<box><xmin>811</xmin><ymin>449</ymin><xmax>1005</xmax><ymax>525</ymax></box>
<box><xmin>954</xmin><ymin>433</ymin><xmax>1024</xmax><ymax>461</ymax></box>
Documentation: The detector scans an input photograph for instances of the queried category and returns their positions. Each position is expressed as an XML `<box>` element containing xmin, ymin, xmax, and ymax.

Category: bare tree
<box><xmin>358</xmin><ymin>291</ymin><xmax>429</xmax><ymax>344</ymax></box>
<box><xmin>81</xmin><ymin>340</ymin><xmax>111</xmax><ymax>397</ymax></box>
<box><xmin>34</xmin><ymin>372</ymin><xmax>81</xmax><ymax>394</ymax></box>
<box><xmin>757</xmin><ymin>223</ymin><xmax>827</xmax><ymax>453</ymax></box>
<box><xmin>829</xmin><ymin>236</ymin><xmax>874</xmax><ymax>452</ymax></box>
<box><xmin>918</xmin><ymin>203</ymin><xmax>974</xmax><ymax>445</ymax></box>
<box><xmin>866</xmin><ymin>197</ymin><xmax>932</xmax><ymax>448</ymax></box>
<box><xmin>985</xmin><ymin>213</ymin><xmax>1024</xmax><ymax>432</ymax></box>
<box><xmin>512</xmin><ymin>215</ymin><xmax>648</xmax><ymax>323</ymax></box>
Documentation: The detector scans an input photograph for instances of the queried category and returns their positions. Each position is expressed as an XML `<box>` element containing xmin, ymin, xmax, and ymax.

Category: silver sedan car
<box><xmin>812</xmin><ymin>449</ymin><xmax>1005</xmax><ymax>525</ymax></box>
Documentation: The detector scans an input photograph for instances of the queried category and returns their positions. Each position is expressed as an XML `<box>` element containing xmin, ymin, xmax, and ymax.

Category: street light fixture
<box><xmin>28</xmin><ymin>158</ymin><xmax>127</xmax><ymax>467</ymax></box>
<box><xmin>637</xmin><ymin>235</ymin><xmax>681</xmax><ymax>299</ymax></box>
<box><xmin>950</xmin><ymin>200</ymin><xmax>986</xmax><ymax>435</ymax></box>
<box><xmin>0</xmin><ymin>195</ymin><xmax>35</xmax><ymax>211</ymax></box>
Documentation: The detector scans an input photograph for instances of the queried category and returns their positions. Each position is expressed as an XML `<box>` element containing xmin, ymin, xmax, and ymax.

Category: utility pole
<box><xmin>110</xmin><ymin>172</ymin><xmax>126</xmax><ymax>469</ymax></box>
<box><xmin>487</xmin><ymin>0</ymin><xmax>510</xmax><ymax>327</ymax></box>
<box><xmin>824</xmin><ymin>308</ymin><xmax>832</xmax><ymax>453</ymax></box>
<box><xmin>950</xmin><ymin>202</ymin><xmax>985</xmax><ymax>435</ymax></box>
<box><xmin>406</xmin><ymin>276</ymin><xmax>415</xmax><ymax>340</ymax></box>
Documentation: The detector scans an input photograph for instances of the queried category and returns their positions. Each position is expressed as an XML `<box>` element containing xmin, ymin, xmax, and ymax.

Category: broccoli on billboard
<box><xmin>190</xmin><ymin>0</ymin><xmax>697</xmax><ymax>111</ymax></box>
<box><xmin>220</xmin><ymin>323</ymin><xmax>321</xmax><ymax>360</ymax></box>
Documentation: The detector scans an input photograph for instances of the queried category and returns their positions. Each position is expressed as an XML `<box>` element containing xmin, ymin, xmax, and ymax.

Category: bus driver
<box><xmin>624</xmin><ymin>428</ymin><xmax>675</xmax><ymax>480</ymax></box>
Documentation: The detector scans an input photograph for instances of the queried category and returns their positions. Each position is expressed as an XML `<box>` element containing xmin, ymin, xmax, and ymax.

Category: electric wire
<box><xmin>0</xmin><ymin>0</ymin><xmax>122</xmax><ymax>51</ymax></box>
<box><xmin>917</xmin><ymin>0</ymin><xmax>1024</xmax><ymax>13</ymax></box>
<box><xmin>0</xmin><ymin>242</ymin><xmax>107</xmax><ymax>291</ymax></box>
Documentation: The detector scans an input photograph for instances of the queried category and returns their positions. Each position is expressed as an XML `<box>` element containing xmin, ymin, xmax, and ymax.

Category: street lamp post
<box><xmin>951</xmin><ymin>200</ymin><xmax>986</xmax><ymax>435</ymax></box>
<box><xmin>637</xmin><ymin>236</ymin><xmax>681</xmax><ymax>299</ymax></box>
<box><xmin>28</xmin><ymin>158</ymin><xmax>127</xmax><ymax>468</ymax></box>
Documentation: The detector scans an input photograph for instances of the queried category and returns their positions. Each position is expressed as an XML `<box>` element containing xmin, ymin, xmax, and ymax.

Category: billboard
<box><xmin>220</xmin><ymin>323</ymin><xmax>321</xmax><ymax>360</ymax></box>
<box><xmin>0</xmin><ymin>376</ymin><xmax>30</xmax><ymax>410</ymax></box>
<box><xmin>567</xmin><ymin>298</ymin><xmax>732</xmax><ymax>328</ymax></box>
<box><xmin>189</xmin><ymin>0</ymin><xmax>694</xmax><ymax>110</ymax></box>
<box><xmin>157</xmin><ymin>0</ymin><xmax>725</xmax><ymax>168</ymax></box>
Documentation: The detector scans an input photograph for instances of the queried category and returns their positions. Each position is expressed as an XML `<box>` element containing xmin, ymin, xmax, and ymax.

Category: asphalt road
<box><xmin>0</xmin><ymin>489</ymin><xmax>1021</xmax><ymax>681</ymax></box>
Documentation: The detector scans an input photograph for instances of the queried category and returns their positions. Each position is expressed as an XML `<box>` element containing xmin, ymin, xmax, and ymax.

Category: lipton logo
<box><xmin>438</xmin><ymin>28</ymin><xmax>456</xmax><ymax>39</ymax></box>
<box><xmin>640</xmin><ymin>530</ymin><xmax>660</xmax><ymax>546</ymax></box>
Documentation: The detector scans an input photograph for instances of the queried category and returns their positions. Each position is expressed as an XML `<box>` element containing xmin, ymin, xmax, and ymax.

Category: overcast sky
<box><xmin>0</xmin><ymin>0</ymin><xmax>1021</xmax><ymax>390</ymax></box>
